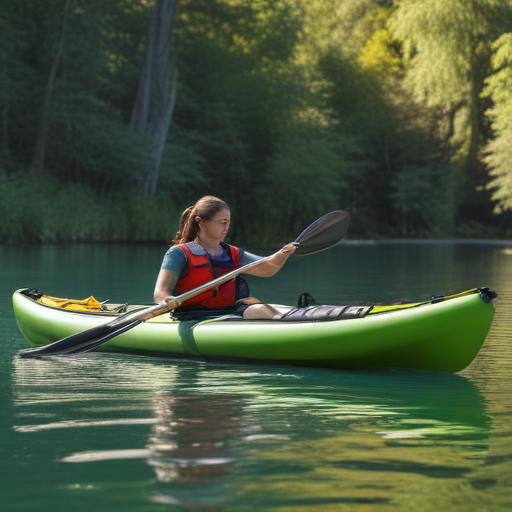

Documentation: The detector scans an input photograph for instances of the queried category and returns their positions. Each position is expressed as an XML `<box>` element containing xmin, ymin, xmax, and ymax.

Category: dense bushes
<box><xmin>0</xmin><ymin>171</ymin><xmax>180</xmax><ymax>243</ymax></box>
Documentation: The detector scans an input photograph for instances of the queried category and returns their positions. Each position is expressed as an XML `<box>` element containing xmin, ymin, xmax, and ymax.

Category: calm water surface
<box><xmin>1</xmin><ymin>242</ymin><xmax>512</xmax><ymax>511</ymax></box>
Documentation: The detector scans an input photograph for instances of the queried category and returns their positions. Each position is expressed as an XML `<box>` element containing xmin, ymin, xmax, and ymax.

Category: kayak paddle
<box><xmin>19</xmin><ymin>210</ymin><xmax>350</xmax><ymax>357</ymax></box>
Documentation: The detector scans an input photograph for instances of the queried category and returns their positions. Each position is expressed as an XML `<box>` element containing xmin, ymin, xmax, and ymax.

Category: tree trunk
<box><xmin>442</xmin><ymin>101</ymin><xmax>463</xmax><ymax>145</ymax></box>
<box><xmin>31</xmin><ymin>0</ymin><xmax>72</xmax><ymax>176</ymax></box>
<box><xmin>467</xmin><ymin>78</ymin><xmax>481</xmax><ymax>183</ymax></box>
<box><xmin>466</xmin><ymin>41</ymin><xmax>489</xmax><ymax>184</ymax></box>
<box><xmin>131</xmin><ymin>0</ymin><xmax>177</xmax><ymax>196</ymax></box>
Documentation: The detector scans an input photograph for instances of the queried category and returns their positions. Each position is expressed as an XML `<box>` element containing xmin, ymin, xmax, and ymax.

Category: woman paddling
<box><xmin>154</xmin><ymin>195</ymin><xmax>296</xmax><ymax>320</ymax></box>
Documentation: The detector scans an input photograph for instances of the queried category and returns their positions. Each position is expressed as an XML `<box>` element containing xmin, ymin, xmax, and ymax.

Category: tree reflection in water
<box><xmin>147</xmin><ymin>391</ymin><xmax>240</xmax><ymax>509</ymax></box>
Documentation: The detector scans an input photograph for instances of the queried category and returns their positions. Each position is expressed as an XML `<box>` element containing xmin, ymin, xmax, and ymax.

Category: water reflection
<box><xmin>10</xmin><ymin>354</ymin><xmax>493</xmax><ymax>510</ymax></box>
<box><xmin>238</xmin><ymin>372</ymin><xmax>491</xmax><ymax>510</ymax></box>
<box><xmin>147</xmin><ymin>392</ymin><xmax>238</xmax><ymax>508</ymax></box>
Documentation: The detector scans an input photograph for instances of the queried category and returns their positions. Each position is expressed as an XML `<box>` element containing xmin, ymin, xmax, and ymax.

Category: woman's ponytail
<box><xmin>173</xmin><ymin>206</ymin><xmax>198</xmax><ymax>244</ymax></box>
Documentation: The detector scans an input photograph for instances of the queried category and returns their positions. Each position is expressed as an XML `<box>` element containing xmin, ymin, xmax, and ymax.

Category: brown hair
<box><xmin>173</xmin><ymin>196</ymin><xmax>230</xmax><ymax>244</ymax></box>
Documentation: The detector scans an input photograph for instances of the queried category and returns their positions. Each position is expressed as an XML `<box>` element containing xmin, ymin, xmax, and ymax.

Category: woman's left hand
<box><xmin>280</xmin><ymin>243</ymin><xmax>297</xmax><ymax>255</ymax></box>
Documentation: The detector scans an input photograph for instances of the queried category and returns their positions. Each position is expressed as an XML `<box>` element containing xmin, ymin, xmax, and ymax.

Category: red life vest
<box><xmin>174</xmin><ymin>242</ymin><xmax>241</xmax><ymax>309</ymax></box>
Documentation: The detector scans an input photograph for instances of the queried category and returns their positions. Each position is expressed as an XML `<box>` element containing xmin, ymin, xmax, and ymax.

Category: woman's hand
<box><xmin>279</xmin><ymin>243</ymin><xmax>297</xmax><ymax>255</ymax></box>
<box><xmin>162</xmin><ymin>296</ymin><xmax>177</xmax><ymax>310</ymax></box>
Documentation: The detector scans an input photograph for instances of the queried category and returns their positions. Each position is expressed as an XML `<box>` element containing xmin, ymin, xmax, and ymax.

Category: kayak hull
<box><xmin>12</xmin><ymin>288</ymin><xmax>496</xmax><ymax>372</ymax></box>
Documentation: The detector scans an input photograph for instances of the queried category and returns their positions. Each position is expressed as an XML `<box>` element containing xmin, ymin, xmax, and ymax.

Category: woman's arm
<box><xmin>154</xmin><ymin>268</ymin><xmax>178</xmax><ymax>303</ymax></box>
<box><xmin>243</xmin><ymin>244</ymin><xmax>296</xmax><ymax>278</ymax></box>
<box><xmin>154</xmin><ymin>247</ymin><xmax>187</xmax><ymax>304</ymax></box>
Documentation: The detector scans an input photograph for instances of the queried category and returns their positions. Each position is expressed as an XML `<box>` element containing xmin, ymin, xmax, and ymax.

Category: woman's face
<box><xmin>197</xmin><ymin>208</ymin><xmax>231</xmax><ymax>241</ymax></box>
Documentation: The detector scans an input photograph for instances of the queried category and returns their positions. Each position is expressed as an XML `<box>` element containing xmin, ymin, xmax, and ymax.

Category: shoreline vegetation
<box><xmin>1</xmin><ymin>1</ymin><xmax>512</xmax><ymax>246</ymax></box>
<box><xmin>1</xmin><ymin>171</ymin><xmax>512</xmax><ymax>246</ymax></box>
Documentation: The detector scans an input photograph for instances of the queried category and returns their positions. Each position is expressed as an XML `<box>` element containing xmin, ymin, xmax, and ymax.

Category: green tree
<box><xmin>0</xmin><ymin>7</ymin><xmax>31</xmax><ymax>171</ymax></box>
<box><xmin>483</xmin><ymin>33</ymin><xmax>512</xmax><ymax>212</ymax></box>
<box><xmin>391</xmin><ymin>156</ymin><xmax>455</xmax><ymax>237</ymax></box>
<box><xmin>167</xmin><ymin>0</ymin><xmax>307</xmax><ymax>240</ymax></box>
<box><xmin>21</xmin><ymin>1</ymin><xmax>152</xmax><ymax>188</ymax></box>
<box><xmin>391</xmin><ymin>0</ymin><xmax>505</xmax><ymax>179</ymax></box>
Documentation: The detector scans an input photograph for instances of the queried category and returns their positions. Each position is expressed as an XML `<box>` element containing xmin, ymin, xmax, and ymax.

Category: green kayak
<box><xmin>12</xmin><ymin>287</ymin><xmax>496</xmax><ymax>372</ymax></box>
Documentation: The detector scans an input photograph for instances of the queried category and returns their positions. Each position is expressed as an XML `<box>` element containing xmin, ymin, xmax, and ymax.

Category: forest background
<box><xmin>1</xmin><ymin>0</ymin><xmax>512</xmax><ymax>246</ymax></box>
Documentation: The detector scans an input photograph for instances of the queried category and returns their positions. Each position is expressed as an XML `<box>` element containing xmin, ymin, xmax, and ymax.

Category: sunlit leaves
<box><xmin>358</xmin><ymin>28</ymin><xmax>401</xmax><ymax>79</ymax></box>
<box><xmin>391</xmin><ymin>0</ymin><xmax>494</xmax><ymax>107</ymax></box>
<box><xmin>483</xmin><ymin>33</ymin><xmax>512</xmax><ymax>212</ymax></box>
<box><xmin>390</xmin><ymin>0</ymin><xmax>510</xmax><ymax>204</ymax></box>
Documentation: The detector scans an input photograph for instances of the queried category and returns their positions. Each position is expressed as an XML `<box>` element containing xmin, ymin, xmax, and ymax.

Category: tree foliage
<box><xmin>0</xmin><ymin>0</ymin><xmax>511</xmax><ymax>244</ymax></box>
<box><xmin>391</xmin><ymin>0</ymin><xmax>503</xmax><ymax>179</ymax></box>
<box><xmin>483</xmin><ymin>32</ymin><xmax>512</xmax><ymax>212</ymax></box>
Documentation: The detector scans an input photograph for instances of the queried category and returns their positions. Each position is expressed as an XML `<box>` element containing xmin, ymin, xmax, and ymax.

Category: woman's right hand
<box><xmin>162</xmin><ymin>296</ymin><xmax>177</xmax><ymax>310</ymax></box>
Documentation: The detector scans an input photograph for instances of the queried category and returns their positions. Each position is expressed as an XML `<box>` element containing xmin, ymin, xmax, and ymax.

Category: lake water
<box><xmin>1</xmin><ymin>241</ymin><xmax>512</xmax><ymax>511</ymax></box>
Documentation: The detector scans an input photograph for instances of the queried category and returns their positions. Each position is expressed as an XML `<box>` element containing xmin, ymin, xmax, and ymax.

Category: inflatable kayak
<box><xmin>12</xmin><ymin>287</ymin><xmax>497</xmax><ymax>372</ymax></box>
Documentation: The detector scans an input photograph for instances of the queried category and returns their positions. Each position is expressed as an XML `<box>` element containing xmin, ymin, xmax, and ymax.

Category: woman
<box><xmin>154</xmin><ymin>196</ymin><xmax>296</xmax><ymax>320</ymax></box>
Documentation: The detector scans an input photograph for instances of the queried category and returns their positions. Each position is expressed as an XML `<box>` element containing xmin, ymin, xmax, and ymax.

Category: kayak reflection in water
<box><xmin>154</xmin><ymin>195</ymin><xmax>297</xmax><ymax>320</ymax></box>
<box><xmin>146</xmin><ymin>392</ymin><xmax>240</xmax><ymax>508</ymax></box>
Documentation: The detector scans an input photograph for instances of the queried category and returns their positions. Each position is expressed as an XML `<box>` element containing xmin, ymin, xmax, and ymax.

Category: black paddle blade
<box><xmin>293</xmin><ymin>210</ymin><xmax>350</xmax><ymax>256</ymax></box>
<box><xmin>18</xmin><ymin>317</ymin><xmax>141</xmax><ymax>357</ymax></box>
<box><xmin>61</xmin><ymin>319</ymin><xmax>143</xmax><ymax>355</ymax></box>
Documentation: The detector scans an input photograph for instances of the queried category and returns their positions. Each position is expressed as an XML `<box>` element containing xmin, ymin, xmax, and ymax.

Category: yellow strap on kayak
<box><xmin>369</xmin><ymin>288</ymin><xmax>479</xmax><ymax>315</ymax></box>
<box><xmin>442</xmin><ymin>288</ymin><xmax>480</xmax><ymax>300</ymax></box>
<box><xmin>37</xmin><ymin>294</ymin><xmax>103</xmax><ymax>312</ymax></box>
<box><xmin>369</xmin><ymin>302</ymin><xmax>426</xmax><ymax>314</ymax></box>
